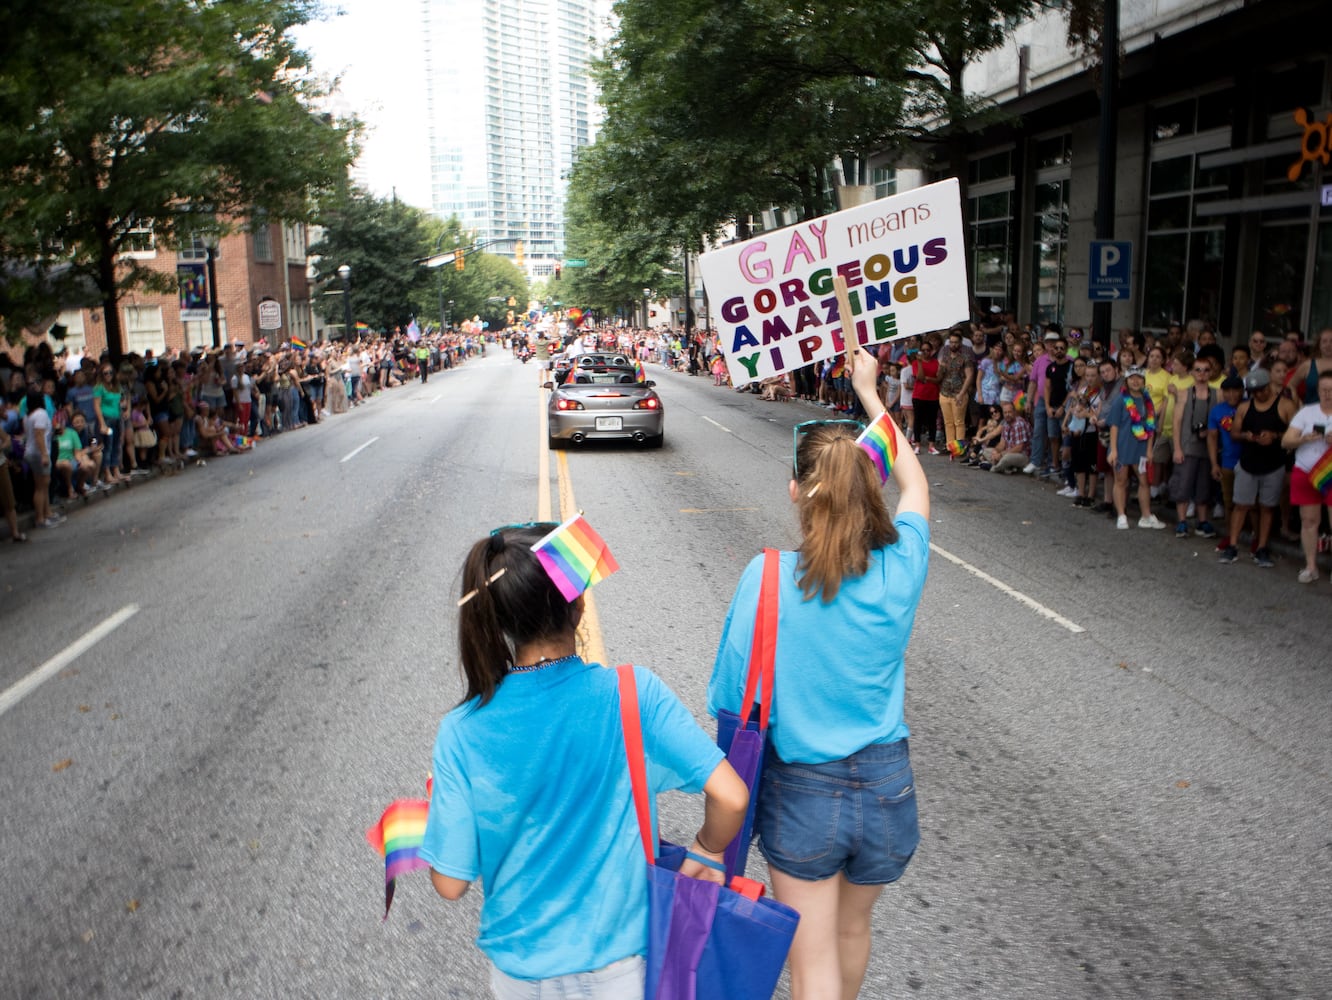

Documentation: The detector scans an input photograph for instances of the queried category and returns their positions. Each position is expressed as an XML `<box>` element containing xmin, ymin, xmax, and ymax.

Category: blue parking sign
<box><xmin>1088</xmin><ymin>241</ymin><xmax>1132</xmax><ymax>301</ymax></box>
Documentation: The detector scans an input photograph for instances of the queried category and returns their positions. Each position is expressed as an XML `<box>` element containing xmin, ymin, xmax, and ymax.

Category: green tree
<box><xmin>0</xmin><ymin>0</ymin><xmax>357</xmax><ymax>352</ymax></box>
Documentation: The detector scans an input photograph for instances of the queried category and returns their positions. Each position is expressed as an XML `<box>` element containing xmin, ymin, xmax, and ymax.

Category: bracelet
<box><xmin>692</xmin><ymin>834</ymin><xmax>725</xmax><ymax>856</ymax></box>
<box><xmin>684</xmin><ymin>849</ymin><xmax>726</xmax><ymax>873</ymax></box>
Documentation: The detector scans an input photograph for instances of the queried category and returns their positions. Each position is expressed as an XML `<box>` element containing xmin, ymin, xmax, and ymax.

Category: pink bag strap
<box><xmin>615</xmin><ymin>664</ymin><xmax>655</xmax><ymax>864</ymax></box>
<box><xmin>739</xmin><ymin>549</ymin><xmax>780</xmax><ymax>729</ymax></box>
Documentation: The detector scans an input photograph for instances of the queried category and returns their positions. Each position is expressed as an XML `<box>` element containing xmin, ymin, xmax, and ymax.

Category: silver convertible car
<box><xmin>545</xmin><ymin>357</ymin><xmax>664</xmax><ymax>449</ymax></box>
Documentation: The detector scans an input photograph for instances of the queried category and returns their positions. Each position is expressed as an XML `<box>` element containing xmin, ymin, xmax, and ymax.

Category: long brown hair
<box><xmin>793</xmin><ymin>424</ymin><xmax>897</xmax><ymax>602</ymax></box>
<box><xmin>456</xmin><ymin>524</ymin><xmax>577</xmax><ymax>706</ymax></box>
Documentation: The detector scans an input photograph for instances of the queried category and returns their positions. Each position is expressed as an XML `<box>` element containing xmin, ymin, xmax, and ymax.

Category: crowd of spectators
<box><xmin>1</xmin><ymin>331</ymin><xmax>483</xmax><ymax>541</ymax></box>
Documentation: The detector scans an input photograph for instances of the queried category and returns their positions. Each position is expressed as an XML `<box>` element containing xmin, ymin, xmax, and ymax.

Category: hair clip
<box><xmin>806</xmin><ymin>483</ymin><xmax>821</xmax><ymax>498</ymax></box>
<box><xmin>457</xmin><ymin>567</ymin><xmax>507</xmax><ymax>607</ymax></box>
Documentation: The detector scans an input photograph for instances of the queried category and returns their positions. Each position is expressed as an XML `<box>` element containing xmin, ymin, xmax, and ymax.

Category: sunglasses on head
<box><xmin>793</xmin><ymin>419</ymin><xmax>863</xmax><ymax>478</ymax></box>
<box><xmin>489</xmin><ymin>520</ymin><xmax>557</xmax><ymax>537</ymax></box>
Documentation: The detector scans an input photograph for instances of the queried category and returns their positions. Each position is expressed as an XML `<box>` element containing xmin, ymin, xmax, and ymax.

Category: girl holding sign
<box><xmin>708</xmin><ymin>330</ymin><xmax>931</xmax><ymax>999</ymax></box>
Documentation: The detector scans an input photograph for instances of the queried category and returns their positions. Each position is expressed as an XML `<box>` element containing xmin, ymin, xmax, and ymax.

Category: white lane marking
<box><xmin>929</xmin><ymin>543</ymin><xmax>1086</xmax><ymax>634</ymax></box>
<box><xmin>702</xmin><ymin>415</ymin><xmax>732</xmax><ymax>433</ymax></box>
<box><xmin>340</xmin><ymin>436</ymin><xmax>380</xmax><ymax>463</ymax></box>
<box><xmin>428</xmin><ymin>395</ymin><xmax>441</xmax><ymax>405</ymax></box>
<box><xmin>0</xmin><ymin>605</ymin><xmax>140</xmax><ymax>719</ymax></box>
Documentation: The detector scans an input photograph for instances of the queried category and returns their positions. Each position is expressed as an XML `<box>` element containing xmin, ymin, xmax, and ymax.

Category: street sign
<box><xmin>257</xmin><ymin>299</ymin><xmax>282</xmax><ymax>330</ymax></box>
<box><xmin>564</xmin><ymin>259</ymin><xmax>587</xmax><ymax>268</ymax></box>
<box><xmin>1088</xmin><ymin>241</ymin><xmax>1132</xmax><ymax>301</ymax></box>
<box><xmin>1321</xmin><ymin>184</ymin><xmax>1332</xmax><ymax>208</ymax></box>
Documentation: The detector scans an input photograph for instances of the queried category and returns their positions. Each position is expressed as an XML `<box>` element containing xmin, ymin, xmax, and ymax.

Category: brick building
<box><xmin>45</xmin><ymin>221</ymin><xmax>316</xmax><ymax>358</ymax></box>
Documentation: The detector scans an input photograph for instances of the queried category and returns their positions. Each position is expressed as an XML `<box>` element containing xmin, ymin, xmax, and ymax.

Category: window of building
<box><xmin>1032</xmin><ymin>179</ymin><xmax>1069</xmax><ymax>328</ymax></box>
<box><xmin>253</xmin><ymin>223</ymin><xmax>274</xmax><ymax>262</ymax></box>
<box><xmin>288</xmin><ymin>300</ymin><xmax>312</xmax><ymax>346</ymax></box>
<box><xmin>183</xmin><ymin>308</ymin><xmax>227</xmax><ymax>351</ymax></box>
<box><xmin>49</xmin><ymin>309</ymin><xmax>87</xmax><ymax>354</ymax></box>
<box><xmin>1141</xmin><ymin>102</ymin><xmax>1231</xmax><ymax>331</ymax></box>
<box><xmin>872</xmin><ymin>166</ymin><xmax>897</xmax><ymax>199</ymax></box>
<box><xmin>968</xmin><ymin>150</ymin><xmax>1016</xmax><ymax>307</ymax></box>
<box><xmin>121</xmin><ymin>222</ymin><xmax>156</xmax><ymax>259</ymax></box>
<box><xmin>123</xmin><ymin>305</ymin><xmax>165</xmax><ymax>355</ymax></box>
<box><xmin>178</xmin><ymin>234</ymin><xmax>211</xmax><ymax>261</ymax></box>
<box><xmin>282</xmin><ymin>224</ymin><xmax>306</xmax><ymax>262</ymax></box>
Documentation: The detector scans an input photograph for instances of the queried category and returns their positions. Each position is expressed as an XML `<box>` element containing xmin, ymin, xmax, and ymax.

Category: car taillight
<box><xmin>633</xmin><ymin>397</ymin><xmax>660</xmax><ymax>410</ymax></box>
<box><xmin>555</xmin><ymin>398</ymin><xmax>584</xmax><ymax>410</ymax></box>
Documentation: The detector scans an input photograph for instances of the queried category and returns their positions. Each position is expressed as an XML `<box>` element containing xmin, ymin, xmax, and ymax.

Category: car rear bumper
<box><xmin>548</xmin><ymin>410</ymin><xmax>664</xmax><ymax>441</ymax></box>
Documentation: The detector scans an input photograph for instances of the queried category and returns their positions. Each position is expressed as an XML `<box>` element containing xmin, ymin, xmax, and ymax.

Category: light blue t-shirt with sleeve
<box><xmin>708</xmin><ymin>513</ymin><xmax>930</xmax><ymax>765</ymax></box>
<box><xmin>419</xmin><ymin>658</ymin><xmax>723</xmax><ymax>981</ymax></box>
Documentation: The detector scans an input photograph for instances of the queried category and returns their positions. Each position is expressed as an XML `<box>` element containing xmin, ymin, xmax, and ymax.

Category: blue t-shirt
<box><xmin>708</xmin><ymin>513</ymin><xmax>930</xmax><ymax>764</ymax></box>
<box><xmin>419</xmin><ymin>658</ymin><xmax>722</xmax><ymax>981</ymax></box>
<box><xmin>1105</xmin><ymin>390</ymin><xmax>1153</xmax><ymax>467</ymax></box>
<box><xmin>1208</xmin><ymin>401</ymin><xmax>1240</xmax><ymax>470</ymax></box>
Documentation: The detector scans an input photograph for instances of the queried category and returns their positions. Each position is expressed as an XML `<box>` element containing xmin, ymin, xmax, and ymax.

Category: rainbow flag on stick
<box><xmin>946</xmin><ymin>439</ymin><xmax>967</xmax><ymax>458</ymax></box>
<box><xmin>366</xmin><ymin>797</ymin><xmax>430</xmax><ymax>919</ymax></box>
<box><xmin>1310</xmin><ymin>446</ymin><xmax>1332</xmax><ymax>496</ymax></box>
<box><xmin>531</xmin><ymin>514</ymin><xmax>620</xmax><ymax>602</ymax></box>
<box><xmin>856</xmin><ymin>413</ymin><xmax>899</xmax><ymax>484</ymax></box>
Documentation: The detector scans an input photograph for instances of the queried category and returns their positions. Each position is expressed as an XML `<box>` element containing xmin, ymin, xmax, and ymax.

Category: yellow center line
<box><xmin>538</xmin><ymin>385</ymin><xmax>608</xmax><ymax>666</ymax></box>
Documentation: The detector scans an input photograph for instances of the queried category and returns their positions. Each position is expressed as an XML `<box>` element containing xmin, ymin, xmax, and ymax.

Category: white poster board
<box><xmin>698</xmin><ymin>178</ymin><xmax>970</xmax><ymax>386</ymax></box>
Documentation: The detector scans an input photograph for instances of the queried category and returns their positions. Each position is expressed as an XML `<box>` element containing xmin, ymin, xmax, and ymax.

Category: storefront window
<box><xmin>968</xmin><ymin>150</ymin><xmax>1015</xmax><ymax>307</ymax></box>
<box><xmin>1311</xmin><ymin>223</ymin><xmax>1332</xmax><ymax>336</ymax></box>
<box><xmin>1252</xmin><ymin>221</ymin><xmax>1309</xmax><ymax>336</ymax></box>
<box><xmin>1032</xmin><ymin>179</ymin><xmax>1068</xmax><ymax>327</ymax></box>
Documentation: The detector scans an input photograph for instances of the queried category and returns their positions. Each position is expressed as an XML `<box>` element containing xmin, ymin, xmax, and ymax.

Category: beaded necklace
<box><xmin>508</xmin><ymin>653</ymin><xmax>581</xmax><ymax>674</ymax></box>
<box><xmin>1122</xmin><ymin>386</ymin><xmax>1156</xmax><ymax>440</ymax></box>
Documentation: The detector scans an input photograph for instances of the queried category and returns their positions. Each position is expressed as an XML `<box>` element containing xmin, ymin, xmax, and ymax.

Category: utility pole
<box><xmin>1092</xmin><ymin>0</ymin><xmax>1120</xmax><ymax>349</ymax></box>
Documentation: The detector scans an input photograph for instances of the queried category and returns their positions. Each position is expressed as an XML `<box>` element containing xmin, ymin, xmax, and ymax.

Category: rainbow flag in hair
<box><xmin>366</xmin><ymin>796</ymin><xmax>431</xmax><ymax>919</ymax></box>
<box><xmin>855</xmin><ymin>413</ymin><xmax>899</xmax><ymax>484</ymax></box>
<box><xmin>1310</xmin><ymin>446</ymin><xmax>1332</xmax><ymax>496</ymax></box>
<box><xmin>1013</xmin><ymin>391</ymin><xmax>1028</xmax><ymax>414</ymax></box>
<box><xmin>531</xmin><ymin>514</ymin><xmax>620</xmax><ymax>602</ymax></box>
<box><xmin>947</xmin><ymin>439</ymin><xmax>967</xmax><ymax>457</ymax></box>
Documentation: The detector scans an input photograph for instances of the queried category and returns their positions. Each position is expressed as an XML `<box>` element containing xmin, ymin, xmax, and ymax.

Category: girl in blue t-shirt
<box><xmin>421</xmin><ymin>524</ymin><xmax>747</xmax><ymax>999</ymax></box>
<box><xmin>709</xmin><ymin>344</ymin><xmax>931</xmax><ymax>1000</ymax></box>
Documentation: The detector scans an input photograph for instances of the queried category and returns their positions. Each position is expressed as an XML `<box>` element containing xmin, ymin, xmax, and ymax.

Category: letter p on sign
<box><xmin>1088</xmin><ymin>240</ymin><xmax>1132</xmax><ymax>301</ymax></box>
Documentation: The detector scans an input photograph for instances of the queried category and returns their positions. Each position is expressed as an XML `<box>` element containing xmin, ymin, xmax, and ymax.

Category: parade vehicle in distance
<box><xmin>545</xmin><ymin>357</ymin><xmax>664</xmax><ymax>449</ymax></box>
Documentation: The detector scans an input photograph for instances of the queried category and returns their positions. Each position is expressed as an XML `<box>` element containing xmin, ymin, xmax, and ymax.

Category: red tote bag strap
<box><xmin>739</xmin><ymin>548</ymin><xmax>780</xmax><ymax>730</ymax></box>
<box><xmin>614</xmin><ymin>664</ymin><xmax>656</xmax><ymax>865</ymax></box>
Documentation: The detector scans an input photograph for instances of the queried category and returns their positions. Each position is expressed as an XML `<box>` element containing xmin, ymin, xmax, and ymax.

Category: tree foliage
<box><xmin>0</xmin><ymin>0</ymin><xmax>358</xmax><ymax>351</ymax></box>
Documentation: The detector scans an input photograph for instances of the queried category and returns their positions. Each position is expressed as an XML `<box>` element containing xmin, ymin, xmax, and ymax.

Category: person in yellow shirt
<box><xmin>1154</xmin><ymin>346</ymin><xmax>1195</xmax><ymax>498</ymax></box>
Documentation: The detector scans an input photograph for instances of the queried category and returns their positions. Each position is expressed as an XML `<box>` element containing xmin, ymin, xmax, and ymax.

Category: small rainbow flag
<box><xmin>1013</xmin><ymin>392</ymin><xmax>1028</xmax><ymax>414</ymax></box>
<box><xmin>1310</xmin><ymin>446</ymin><xmax>1332</xmax><ymax>496</ymax></box>
<box><xmin>355</xmin><ymin>322</ymin><xmax>370</xmax><ymax>333</ymax></box>
<box><xmin>855</xmin><ymin>412</ymin><xmax>899</xmax><ymax>484</ymax></box>
<box><xmin>564</xmin><ymin>364</ymin><xmax>578</xmax><ymax>385</ymax></box>
<box><xmin>633</xmin><ymin>360</ymin><xmax>646</xmax><ymax>383</ymax></box>
<box><xmin>947</xmin><ymin>439</ymin><xmax>967</xmax><ymax>457</ymax></box>
<box><xmin>366</xmin><ymin>797</ymin><xmax>430</xmax><ymax>919</ymax></box>
<box><xmin>290</xmin><ymin>338</ymin><xmax>308</xmax><ymax>350</ymax></box>
<box><xmin>531</xmin><ymin>514</ymin><xmax>620</xmax><ymax>602</ymax></box>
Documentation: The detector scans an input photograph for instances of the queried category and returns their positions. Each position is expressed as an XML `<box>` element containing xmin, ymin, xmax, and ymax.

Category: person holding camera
<box><xmin>1170</xmin><ymin>358</ymin><xmax>1219</xmax><ymax>538</ymax></box>
<box><xmin>1281</xmin><ymin>367</ymin><xmax>1332</xmax><ymax>583</ymax></box>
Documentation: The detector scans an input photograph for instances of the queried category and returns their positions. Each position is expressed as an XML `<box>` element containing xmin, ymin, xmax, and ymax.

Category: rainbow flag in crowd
<box><xmin>856</xmin><ymin>412</ymin><xmax>898</xmax><ymax>484</ymax></box>
<box><xmin>290</xmin><ymin>338</ymin><xmax>308</xmax><ymax>350</ymax></box>
<box><xmin>355</xmin><ymin>322</ymin><xmax>370</xmax><ymax>333</ymax></box>
<box><xmin>366</xmin><ymin>796</ymin><xmax>431</xmax><ymax>919</ymax></box>
<box><xmin>1310</xmin><ymin>447</ymin><xmax>1332</xmax><ymax>496</ymax></box>
<box><xmin>947</xmin><ymin>439</ymin><xmax>967</xmax><ymax>457</ymax></box>
<box><xmin>633</xmin><ymin>360</ymin><xmax>646</xmax><ymax>382</ymax></box>
<box><xmin>1013</xmin><ymin>392</ymin><xmax>1028</xmax><ymax>414</ymax></box>
<box><xmin>531</xmin><ymin>515</ymin><xmax>620</xmax><ymax>602</ymax></box>
<box><xmin>564</xmin><ymin>364</ymin><xmax>579</xmax><ymax>385</ymax></box>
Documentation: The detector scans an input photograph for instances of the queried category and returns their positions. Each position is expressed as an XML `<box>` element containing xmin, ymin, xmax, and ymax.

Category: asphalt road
<box><xmin>2</xmin><ymin>352</ymin><xmax>1329</xmax><ymax>999</ymax></box>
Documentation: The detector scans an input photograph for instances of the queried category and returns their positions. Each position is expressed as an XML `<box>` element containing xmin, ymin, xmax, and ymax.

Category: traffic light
<box><xmin>554</xmin><ymin>265</ymin><xmax>561</xmax><ymax>280</ymax></box>
<box><xmin>454</xmin><ymin>252</ymin><xmax>464</xmax><ymax>272</ymax></box>
<box><xmin>515</xmin><ymin>241</ymin><xmax>524</xmax><ymax>265</ymax></box>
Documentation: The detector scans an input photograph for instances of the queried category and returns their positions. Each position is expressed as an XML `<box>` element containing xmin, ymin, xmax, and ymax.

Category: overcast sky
<box><xmin>293</xmin><ymin>0</ymin><xmax>433</xmax><ymax>209</ymax></box>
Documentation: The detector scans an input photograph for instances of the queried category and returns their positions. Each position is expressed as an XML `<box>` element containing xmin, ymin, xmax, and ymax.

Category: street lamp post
<box><xmin>643</xmin><ymin>288</ymin><xmax>651</xmax><ymax>329</ymax></box>
<box><xmin>446</xmin><ymin>300</ymin><xmax>454</xmax><ymax>329</ymax></box>
<box><xmin>203</xmin><ymin>234</ymin><xmax>222</xmax><ymax>349</ymax></box>
<box><xmin>337</xmin><ymin>264</ymin><xmax>353</xmax><ymax>341</ymax></box>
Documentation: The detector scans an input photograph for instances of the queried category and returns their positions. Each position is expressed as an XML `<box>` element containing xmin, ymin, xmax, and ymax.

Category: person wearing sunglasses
<box><xmin>708</xmin><ymin>343</ymin><xmax>929</xmax><ymax>1000</ymax></box>
<box><xmin>420</xmin><ymin>523</ymin><xmax>748</xmax><ymax>998</ymax></box>
<box><xmin>1170</xmin><ymin>357</ymin><xmax>1220</xmax><ymax>538</ymax></box>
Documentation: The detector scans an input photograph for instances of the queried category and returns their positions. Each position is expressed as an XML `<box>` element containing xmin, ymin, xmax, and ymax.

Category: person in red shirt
<box><xmin>910</xmin><ymin>338</ymin><xmax>942</xmax><ymax>455</ymax></box>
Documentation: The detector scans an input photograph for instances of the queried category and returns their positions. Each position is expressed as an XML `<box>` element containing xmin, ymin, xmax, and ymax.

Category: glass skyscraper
<box><xmin>423</xmin><ymin>0</ymin><xmax>605</xmax><ymax>278</ymax></box>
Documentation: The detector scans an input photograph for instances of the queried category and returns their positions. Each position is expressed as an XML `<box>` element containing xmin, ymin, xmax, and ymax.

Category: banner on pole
<box><xmin>697</xmin><ymin>178</ymin><xmax>969</xmax><ymax>386</ymax></box>
<box><xmin>177</xmin><ymin>263</ymin><xmax>209</xmax><ymax>322</ymax></box>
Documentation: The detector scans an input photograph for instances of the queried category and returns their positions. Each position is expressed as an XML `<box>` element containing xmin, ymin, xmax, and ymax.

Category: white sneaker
<box><xmin>1211</xmin><ymin>503</ymin><xmax>1225</xmax><ymax>520</ymax></box>
<box><xmin>1138</xmin><ymin>515</ymin><xmax>1167</xmax><ymax>529</ymax></box>
<box><xmin>185</xmin><ymin>448</ymin><xmax>198</xmax><ymax>458</ymax></box>
<box><xmin>1116</xmin><ymin>515</ymin><xmax>1129</xmax><ymax>530</ymax></box>
<box><xmin>1149</xmin><ymin>485</ymin><xmax>1161</xmax><ymax>499</ymax></box>
<box><xmin>1185</xmin><ymin>502</ymin><xmax>1196</xmax><ymax>519</ymax></box>
<box><xmin>1057</xmin><ymin>486</ymin><xmax>1078</xmax><ymax>497</ymax></box>
<box><xmin>1021</xmin><ymin>462</ymin><xmax>1038</xmax><ymax>475</ymax></box>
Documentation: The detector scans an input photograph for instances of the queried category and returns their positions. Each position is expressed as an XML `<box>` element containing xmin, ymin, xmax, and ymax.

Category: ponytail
<box><xmin>456</xmin><ymin>525</ymin><xmax>577</xmax><ymax>706</ymax></box>
<box><xmin>793</xmin><ymin>424</ymin><xmax>897</xmax><ymax>601</ymax></box>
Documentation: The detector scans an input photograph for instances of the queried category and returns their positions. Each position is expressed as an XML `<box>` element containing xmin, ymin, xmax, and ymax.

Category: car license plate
<box><xmin>595</xmin><ymin>416</ymin><xmax>623</xmax><ymax>431</ymax></box>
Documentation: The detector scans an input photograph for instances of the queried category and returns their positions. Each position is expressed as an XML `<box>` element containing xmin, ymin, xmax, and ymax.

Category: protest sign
<box><xmin>697</xmin><ymin>178</ymin><xmax>969</xmax><ymax>386</ymax></box>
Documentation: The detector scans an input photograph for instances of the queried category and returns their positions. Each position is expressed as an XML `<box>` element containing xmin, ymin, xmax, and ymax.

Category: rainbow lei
<box><xmin>1122</xmin><ymin>387</ymin><xmax>1156</xmax><ymax>440</ymax></box>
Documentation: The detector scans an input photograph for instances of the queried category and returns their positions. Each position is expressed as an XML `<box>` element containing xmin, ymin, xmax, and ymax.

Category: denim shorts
<box><xmin>756</xmin><ymin>739</ymin><xmax>919</xmax><ymax>885</ymax></box>
<box><xmin>488</xmin><ymin>956</ymin><xmax>644</xmax><ymax>1000</ymax></box>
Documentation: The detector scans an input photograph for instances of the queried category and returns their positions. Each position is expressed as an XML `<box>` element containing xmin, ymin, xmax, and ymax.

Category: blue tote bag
<box><xmin>615</xmin><ymin>665</ymin><xmax>798</xmax><ymax>1000</ymax></box>
<box><xmin>714</xmin><ymin>548</ymin><xmax>779</xmax><ymax>880</ymax></box>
